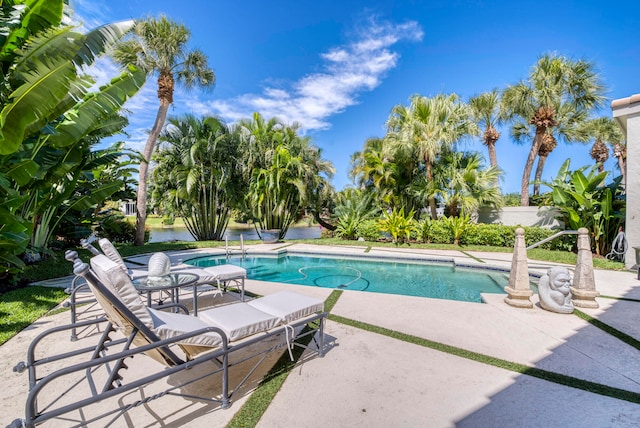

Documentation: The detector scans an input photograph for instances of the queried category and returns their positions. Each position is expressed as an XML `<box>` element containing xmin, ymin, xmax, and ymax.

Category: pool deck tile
<box><xmin>5</xmin><ymin>244</ymin><xmax>640</xmax><ymax>427</ymax></box>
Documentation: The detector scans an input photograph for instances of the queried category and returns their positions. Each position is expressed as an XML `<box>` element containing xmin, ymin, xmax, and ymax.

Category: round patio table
<box><xmin>132</xmin><ymin>272</ymin><xmax>199</xmax><ymax>309</ymax></box>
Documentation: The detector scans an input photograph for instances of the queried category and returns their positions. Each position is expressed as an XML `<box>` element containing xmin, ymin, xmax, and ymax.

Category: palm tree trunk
<box><xmin>487</xmin><ymin>142</ymin><xmax>498</xmax><ymax>188</ymax></box>
<box><xmin>426</xmin><ymin>162</ymin><xmax>437</xmax><ymax>219</ymax></box>
<box><xmin>533</xmin><ymin>154</ymin><xmax>548</xmax><ymax>196</ymax></box>
<box><xmin>617</xmin><ymin>156</ymin><xmax>626</xmax><ymax>189</ymax></box>
<box><xmin>520</xmin><ymin>128</ymin><xmax>545</xmax><ymax>206</ymax></box>
<box><xmin>134</xmin><ymin>99</ymin><xmax>171</xmax><ymax>245</ymax></box>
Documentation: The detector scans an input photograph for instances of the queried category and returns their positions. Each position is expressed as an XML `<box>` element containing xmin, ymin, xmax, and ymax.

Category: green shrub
<box><xmin>426</xmin><ymin>220</ymin><xmax>453</xmax><ymax>244</ymax></box>
<box><xmin>97</xmin><ymin>213</ymin><xmax>149</xmax><ymax>244</ymax></box>
<box><xmin>161</xmin><ymin>214</ymin><xmax>175</xmax><ymax>226</ymax></box>
<box><xmin>378</xmin><ymin>208</ymin><xmax>415</xmax><ymax>245</ymax></box>
<box><xmin>357</xmin><ymin>219</ymin><xmax>382</xmax><ymax>241</ymax></box>
<box><xmin>462</xmin><ymin>224</ymin><xmax>513</xmax><ymax>247</ymax></box>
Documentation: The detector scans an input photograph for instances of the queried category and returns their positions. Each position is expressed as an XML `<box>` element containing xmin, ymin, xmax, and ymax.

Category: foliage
<box><xmin>0</xmin><ymin>2</ymin><xmax>145</xmax><ymax>276</ymax></box>
<box><xmin>378</xmin><ymin>207</ymin><xmax>416</xmax><ymax>245</ymax></box>
<box><xmin>542</xmin><ymin>159</ymin><xmax>624</xmax><ymax>255</ymax></box>
<box><xmin>237</xmin><ymin>113</ymin><xmax>334</xmax><ymax>240</ymax></box>
<box><xmin>356</xmin><ymin>219</ymin><xmax>382</xmax><ymax>241</ymax></box>
<box><xmin>503</xmin><ymin>193</ymin><xmax>522</xmax><ymax>207</ymax></box>
<box><xmin>502</xmin><ymin>53</ymin><xmax>606</xmax><ymax>206</ymax></box>
<box><xmin>441</xmin><ymin>215</ymin><xmax>472</xmax><ymax>245</ymax></box>
<box><xmin>113</xmin><ymin>15</ymin><xmax>216</xmax><ymax>245</ymax></box>
<box><xmin>333</xmin><ymin>189</ymin><xmax>379</xmax><ymax>240</ymax></box>
<box><xmin>152</xmin><ymin>115</ymin><xmax>243</xmax><ymax>241</ymax></box>
<box><xmin>96</xmin><ymin>212</ymin><xmax>148</xmax><ymax>244</ymax></box>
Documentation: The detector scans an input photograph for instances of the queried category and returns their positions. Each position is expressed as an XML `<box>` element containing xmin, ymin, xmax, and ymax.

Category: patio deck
<box><xmin>2</xmin><ymin>244</ymin><xmax>640</xmax><ymax>427</ymax></box>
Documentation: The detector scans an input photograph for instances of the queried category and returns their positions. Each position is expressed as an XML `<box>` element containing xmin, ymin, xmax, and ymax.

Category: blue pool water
<box><xmin>186</xmin><ymin>253</ymin><xmax>511</xmax><ymax>303</ymax></box>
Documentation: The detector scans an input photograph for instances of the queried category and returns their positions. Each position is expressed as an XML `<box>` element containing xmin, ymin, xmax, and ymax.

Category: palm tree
<box><xmin>502</xmin><ymin>53</ymin><xmax>605</xmax><ymax>206</ymax></box>
<box><xmin>585</xmin><ymin>117</ymin><xmax>624</xmax><ymax>174</ymax></box>
<box><xmin>386</xmin><ymin>93</ymin><xmax>478</xmax><ymax>219</ymax></box>
<box><xmin>611</xmin><ymin>140</ymin><xmax>627</xmax><ymax>189</ymax></box>
<box><xmin>113</xmin><ymin>16</ymin><xmax>215</xmax><ymax>245</ymax></box>
<box><xmin>153</xmin><ymin>114</ymin><xmax>242</xmax><ymax>241</ymax></box>
<box><xmin>237</xmin><ymin>113</ymin><xmax>334</xmax><ymax>240</ymax></box>
<box><xmin>430</xmin><ymin>149</ymin><xmax>503</xmax><ymax>217</ymax></box>
<box><xmin>469</xmin><ymin>89</ymin><xmax>503</xmax><ymax>186</ymax></box>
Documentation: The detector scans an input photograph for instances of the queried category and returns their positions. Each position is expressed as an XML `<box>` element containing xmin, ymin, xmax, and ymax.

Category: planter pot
<box><xmin>260</xmin><ymin>229</ymin><xmax>281</xmax><ymax>244</ymax></box>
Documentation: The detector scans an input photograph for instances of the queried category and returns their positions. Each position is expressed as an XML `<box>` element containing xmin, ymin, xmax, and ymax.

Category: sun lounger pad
<box><xmin>198</xmin><ymin>303</ymin><xmax>280</xmax><ymax>341</ymax></box>
<box><xmin>248</xmin><ymin>291</ymin><xmax>324</xmax><ymax>324</ymax></box>
<box><xmin>148</xmin><ymin>307</ymin><xmax>224</xmax><ymax>348</ymax></box>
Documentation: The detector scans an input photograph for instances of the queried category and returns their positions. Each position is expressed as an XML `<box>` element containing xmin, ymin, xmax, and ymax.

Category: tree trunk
<box><xmin>134</xmin><ymin>99</ymin><xmax>171</xmax><ymax>245</ymax></box>
<box><xmin>426</xmin><ymin>162</ymin><xmax>437</xmax><ymax>219</ymax></box>
<box><xmin>487</xmin><ymin>142</ymin><xmax>498</xmax><ymax>188</ymax></box>
<box><xmin>520</xmin><ymin>128</ymin><xmax>545</xmax><ymax>206</ymax></box>
<box><xmin>313</xmin><ymin>211</ymin><xmax>336</xmax><ymax>231</ymax></box>
<box><xmin>533</xmin><ymin>154</ymin><xmax>548</xmax><ymax>196</ymax></box>
<box><xmin>617</xmin><ymin>156</ymin><xmax>626</xmax><ymax>189</ymax></box>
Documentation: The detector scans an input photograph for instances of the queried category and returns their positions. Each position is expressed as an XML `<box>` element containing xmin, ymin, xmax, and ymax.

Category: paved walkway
<box><xmin>3</xmin><ymin>244</ymin><xmax>640</xmax><ymax>427</ymax></box>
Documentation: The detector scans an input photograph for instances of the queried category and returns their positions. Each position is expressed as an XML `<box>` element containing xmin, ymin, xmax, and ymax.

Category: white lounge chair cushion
<box><xmin>148</xmin><ymin>307</ymin><xmax>223</xmax><ymax>348</ymax></box>
<box><xmin>248</xmin><ymin>291</ymin><xmax>324</xmax><ymax>324</ymax></box>
<box><xmin>198</xmin><ymin>303</ymin><xmax>279</xmax><ymax>341</ymax></box>
<box><xmin>98</xmin><ymin>238</ymin><xmax>129</xmax><ymax>272</ymax></box>
<box><xmin>203</xmin><ymin>264</ymin><xmax>247</xmax><ymax>281</ymax></box>
<box><xmin>172</xmin><ymin>264</ymin><xmax>223</xmax><ymax>286</ymax></box>
<box><xmin>90</xmin><ymin>255</ymin><xmax>154</xmax><ymax>329</ymax></box>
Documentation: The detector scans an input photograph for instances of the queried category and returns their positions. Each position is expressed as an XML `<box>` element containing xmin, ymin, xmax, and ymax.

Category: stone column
<box><xmin>571</xmin><ymin>227</ymin><xmax>599</xmax><ymax>308</ymax></box>
<box><xmin>504</xmin><ymin>228</ymin><xmax>533</xmax><ymax>308</ymax></box>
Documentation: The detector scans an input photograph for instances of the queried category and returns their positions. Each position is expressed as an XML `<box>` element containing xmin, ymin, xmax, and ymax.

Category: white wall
<box><xmin>475</xmin><ymin>206</ymin><xmax>562</xmax><ymax>229</ymax></box>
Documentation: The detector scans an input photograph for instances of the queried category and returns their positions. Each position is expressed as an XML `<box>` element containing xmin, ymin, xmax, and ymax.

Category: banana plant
<box><xmin>543</xmin><ymin>159</ymin><xmax>624</xmax><ymax>255</ymax></box>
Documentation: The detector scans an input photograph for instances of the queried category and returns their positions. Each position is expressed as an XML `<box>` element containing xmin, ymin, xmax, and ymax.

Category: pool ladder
<box><xmin>225</xmin><ymin>234</ymin><xmax>246</xmax><ymax>260</ymax></box>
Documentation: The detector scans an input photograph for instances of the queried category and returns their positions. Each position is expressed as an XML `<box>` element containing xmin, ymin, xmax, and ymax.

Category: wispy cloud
<box><xmin>200</xmin><ymin>17</ymin><xmax>423</xmax><ymax>131</ymax></box>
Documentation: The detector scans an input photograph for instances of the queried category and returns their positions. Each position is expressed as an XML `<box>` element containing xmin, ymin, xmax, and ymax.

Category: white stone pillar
<box><xmin>571</xmin><ymin>227</ymin><xmax>599</xmax><ymax>308</ymax></box>
<box><xmin>504</xmin><ymin>228</ymin><xmax>533</xmax><ymax>308</ymax></box>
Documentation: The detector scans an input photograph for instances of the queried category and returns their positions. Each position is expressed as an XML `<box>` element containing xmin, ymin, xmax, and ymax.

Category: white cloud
<box><xmin>203</xmin><ymin>17</ymin><xmax>423</xmax><ymax>132</ymax></box>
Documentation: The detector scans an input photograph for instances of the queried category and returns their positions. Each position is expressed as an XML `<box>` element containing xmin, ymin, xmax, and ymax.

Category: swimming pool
<box><xmin>186</xmin><ymin>253</ymin><xmax>513</xmax><ymax>303</ymax></box>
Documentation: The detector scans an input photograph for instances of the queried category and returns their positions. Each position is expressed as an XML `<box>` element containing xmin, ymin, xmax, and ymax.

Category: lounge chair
<box><xmin>66</xmin><ymin>239</ymin><xmax>247</xmax><ymax>337</ymax></box>
<box><xmin>9</xmin><ymin>251</ymin><xmax>326</xmax><ymax>428</ymax></box>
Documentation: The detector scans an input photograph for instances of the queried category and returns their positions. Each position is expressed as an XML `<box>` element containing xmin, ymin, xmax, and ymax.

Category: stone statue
<box><xmin>538</xmin><ymin>266</ymin><xmax>574</xmax><ymax>314</ymax></box>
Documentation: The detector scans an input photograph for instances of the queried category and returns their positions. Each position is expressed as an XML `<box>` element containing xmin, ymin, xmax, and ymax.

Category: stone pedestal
<box><xmin>504</xmin><ymin>228</ymin><xmax>533</xmax><ymax>308</ymax></box>
<box><xmin>571</xmin><ymin>227</ymin><xmax>599</xmax><ymax>308</ymax></box>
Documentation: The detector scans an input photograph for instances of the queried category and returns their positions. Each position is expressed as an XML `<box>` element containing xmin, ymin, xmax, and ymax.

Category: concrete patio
<box><xmin>3</xmin><ymin>244</ymin><xmax>640</xmax><ymax>427</ymax></box>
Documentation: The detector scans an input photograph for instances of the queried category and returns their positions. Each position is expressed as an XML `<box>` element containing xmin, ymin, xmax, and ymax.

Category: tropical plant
<box><xmin>0</xmin><ymin>2</ymin><xmax>145</xmax><ymax>274</ymax></box>
<box><xmin>428</xmin><ymin>149</ymin><xmax>503</xmax><ymax>217</ymax></box>
<box><xmin>611</xmin><ymin>139</ymin><xmax>627</xmax><ymax>188</ymax></box>
<box><xmin>152</xmin><ymin>114</ymin><xmax>243</xmax><ymax>241</ymax></box>
<box><xmin>503</xmin><ymin>53</ymin><xmax>606</xmax><ymax>206</ymax></box>
<box><xmin>236</xmin><ymin>113</ymin><xmax>334</xmax><ymax>240</ymax></box>
<box><xmin>441</xmin><ymin>214</ymin><xmax>472</xmax><ymax>246</ymax></box>
<box><xmin>542</xmin><ymin>159</ymin><xmax>624</xmax><ymax>255</ymax></box>
<box><xmin>378</xmin><ymin>207</ymin><xmax>416</xmax><ymax>245</ymax></box>
<box><xmin>333</xmin><ymin>189</ymin><xmax>379</xmax><ymax>240</ymax></box>
<box><xmin>112</xmin><ymin>15</ymin><xmax>216</xmax><ymax>245</ymax></box>
<box><xmin>385</xmin><ymin>93</ymin><xmax>478</xmax><ymax>218</ymax></box>
<box><xmin>584</xmin><ymin>117</ymin><xmax>624</xmax><ymax>174</ymax></box>
<box><xmin>469</xmin><ymin>89</ymin><xmax>504</xmax><ymax>186</ymax></box>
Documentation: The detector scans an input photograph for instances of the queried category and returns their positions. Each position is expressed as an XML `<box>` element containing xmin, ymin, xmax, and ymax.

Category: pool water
<box><xmin>187</xmin><ymin>254</ymin><xmax>511</xmax><ymax>303</ymax></box>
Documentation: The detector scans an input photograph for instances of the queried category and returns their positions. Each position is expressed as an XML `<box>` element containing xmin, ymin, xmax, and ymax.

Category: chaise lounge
<box><xmin>9</xmin><ymin>251</ymin><xmax>327</xmax><ymax>428</ymax></box>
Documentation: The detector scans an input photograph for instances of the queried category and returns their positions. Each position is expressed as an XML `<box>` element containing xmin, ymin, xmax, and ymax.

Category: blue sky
<box><xmin>72</xmin><ymin>0</ymin><xmax>640</xmax><ymax>194</ymax></box>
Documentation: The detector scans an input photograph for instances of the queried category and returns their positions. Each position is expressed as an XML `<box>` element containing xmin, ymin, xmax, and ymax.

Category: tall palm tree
<box><xmin>502</xmin><ymin>53</ymin><xmax>605</xmax><ymax>206</ymax></box>
<box><xmin>585</xmin><ymin>117</ymin><xmax>624</xmax><ymax>174</ymax></box>
<box><xmin>469</xmin><ymin>89</ymin><xmax>503</xmax><ymax>186</ymax></box>
<box><xmin>386</xmin><ymin>93</ymin><xmax>477</xmax><ymax>219</ymax></box>
<box><xmin>113</xmin><ymin>16</ymin><xmax>215</xmax><ymax>245</ymax></box>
